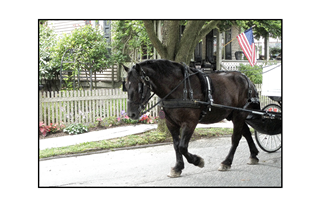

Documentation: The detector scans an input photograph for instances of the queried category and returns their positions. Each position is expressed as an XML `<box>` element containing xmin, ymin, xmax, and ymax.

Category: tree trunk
<box><xmin>155</xmin><ymin>21</ymin><xmax>172</xmax><ymax>135</ymax></box>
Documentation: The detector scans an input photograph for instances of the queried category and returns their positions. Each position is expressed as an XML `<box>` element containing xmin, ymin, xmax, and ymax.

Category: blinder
<box><xmin>124</xmin><ymin>67</ymin><xmax>154</xmax><ymax>114</ymax></box>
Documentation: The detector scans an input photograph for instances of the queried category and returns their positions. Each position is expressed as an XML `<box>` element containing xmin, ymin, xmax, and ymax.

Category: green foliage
<box><xmin>235</xmin><ymin>20</ymin><xmax>281</xmax><ymax>39</ymax></box>
<box><xmin>239</xmin><ymin>60</ymin><xmax>279</xmax><ymax>84</ymax></box>
<box><xmin>270</xmin><ymin>47</ymin><xmax>281</xmax><ymax>55</ymax></box>
<box><xmin>49</xmin><ymin>24</ymin><xmax>110</xmax><ymax>90</ymax></box>
<box><xmin>217</xmin><ymin>20</ymin><xmax>235</xmax><ymax>32</ymax></box>
<box><xmin>111</xmin><ymin>20</ymin><xmax>153</xmax><ymax>64</ymax></box>
<box><xmin>39</xmin><ymin>24</ymin><xmax>58</xmax><ymax>84</ymax></box>
<box><xmin>40</xmin><ymin>21</ymin><xmax>153</xmax><ymax>90</ymax></box>
<box><xmin>239</xmin><ymin>64</ymin><xmax>263</xmax><ymax>84</ymax></box>
<box><xmin>63</xmin><ymin>123</ymin><xmax>88</xmax><ymax>135</ymax></box>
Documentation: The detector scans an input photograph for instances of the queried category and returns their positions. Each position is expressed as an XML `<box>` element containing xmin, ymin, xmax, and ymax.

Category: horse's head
<box><xmin>123</xmin><ymin>63</ymin><xmax>152</xmax><ymax>120</ymax></box>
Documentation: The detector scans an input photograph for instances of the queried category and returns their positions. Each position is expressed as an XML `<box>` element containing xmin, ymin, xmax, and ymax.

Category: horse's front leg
<box><xmin>179</xmin><ymin>123</ymin><xmax>205</xmax><ymax>168</ymax></box>
<box><xmin>166</xmin><ymin>120</ymin><xmax>184</xmax><ymax>178</ymax></box>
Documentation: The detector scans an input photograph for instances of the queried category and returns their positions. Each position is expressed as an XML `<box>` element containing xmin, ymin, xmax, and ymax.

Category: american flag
<box><xmin>237</xmin><ymin>28</ymin><xmax>257</xmax><ymax>66</ymax></box>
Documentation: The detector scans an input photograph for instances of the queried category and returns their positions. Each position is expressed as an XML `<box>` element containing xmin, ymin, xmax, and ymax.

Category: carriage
<box><xmin>245</xmin><ymin>63</ymin><xmax>282</xmax><ymax>153</ymax></box>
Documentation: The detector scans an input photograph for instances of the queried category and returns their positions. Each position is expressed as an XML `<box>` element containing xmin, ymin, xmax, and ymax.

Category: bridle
<box><xmin>127</xmin><ymin>67</ymin><xmax>155</xmax><ymax>113</ymax></box>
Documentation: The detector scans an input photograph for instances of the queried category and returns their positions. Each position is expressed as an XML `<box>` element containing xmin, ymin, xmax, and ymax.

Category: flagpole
<box><xmin>223</xmin><ymin>25</ymin><xmax>256</xmax><ymax>48</ymax></box>
<box><xmin>223</xmin><ymin>37</ymin><xmax>237</xmax><ymax>48</ymax></box>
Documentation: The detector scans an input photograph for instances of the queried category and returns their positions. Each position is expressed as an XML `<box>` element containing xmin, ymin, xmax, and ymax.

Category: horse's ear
<box><xmin>123</xmin><ymin>64</ymin><xmax>129</xmax><ymax>72</ymax></box>
<box><xmin>135</xmin><ymin>63</ymin><xmax>141</xmax><ymax>74</ymax></box>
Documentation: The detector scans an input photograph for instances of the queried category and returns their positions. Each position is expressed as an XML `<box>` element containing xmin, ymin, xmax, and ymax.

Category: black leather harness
<box><xmin>138</xmin><ymin>63</ymin><xmax>259</xmax><ymax>122</ymax></box>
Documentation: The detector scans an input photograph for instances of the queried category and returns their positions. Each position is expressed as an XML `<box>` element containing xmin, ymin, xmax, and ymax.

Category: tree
<box><xmin>111</xmin><ymin>20</ymin><xmax>153</xmax><ymax>65</ymax></box>
<box><xmin>143</xmin><ymin>20</ymin><xmax>221</xmax><ymax>64</ymax></box>
<box><xmin>39</xmin><ymin>23</ymin><xmax>58</xmax><ymax>89</ymax></box>
<box><xmin>49</xmin><ymin>24</ymin><xmax>110</xmax><ymax>90</ymax></box>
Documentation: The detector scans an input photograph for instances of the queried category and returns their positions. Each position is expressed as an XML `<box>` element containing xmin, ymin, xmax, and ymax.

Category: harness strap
<box><xmin>182</xmin><ymin>62</ymin><xmax>194</xmax><ymax>100</ymax></box>
<box><xmin>161</xmin><ymin>99</ymin><xmax>200</xmax><ymax>108</ymax></box>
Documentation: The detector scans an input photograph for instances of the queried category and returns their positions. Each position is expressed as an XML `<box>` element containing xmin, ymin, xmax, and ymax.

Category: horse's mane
<box><xmin>139</xmin><ymin>59</ymin><xmax>183</xmax><ymax>77</ymax></box>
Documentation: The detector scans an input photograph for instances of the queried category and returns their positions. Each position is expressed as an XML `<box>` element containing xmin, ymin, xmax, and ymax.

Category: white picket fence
<box><xmin>220</xmin><ymin>60</ymin><xmax>281</xmax><ymax>71</ymax></box>
<box><xmin>39</xmin><ymin>89</ymin><xmax>159</xmax><ymax>126</ymax></box>
<box><xmin>39</xmin><ymin>85</ymin><xmax>279</xmax><ymax>126</ymax></box>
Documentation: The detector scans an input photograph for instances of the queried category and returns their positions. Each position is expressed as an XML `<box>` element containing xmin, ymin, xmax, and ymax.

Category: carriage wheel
<box><xmin>254</xmin><ymin>104</ymin><xmax>282</xmax><ymax>153</ymax></box>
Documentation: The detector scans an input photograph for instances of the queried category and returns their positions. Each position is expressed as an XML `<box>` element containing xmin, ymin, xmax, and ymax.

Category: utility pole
<box><xmin>264</xmin><ymin>33</ymin><xmax>270</xmax><ymax>61</ymax></box>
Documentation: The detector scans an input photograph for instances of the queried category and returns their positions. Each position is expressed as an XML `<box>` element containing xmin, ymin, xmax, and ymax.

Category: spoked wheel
<box><xmin>255</xmin><ymin>104</ymin><xmax>282</xmax><ymax>153</ymax></box>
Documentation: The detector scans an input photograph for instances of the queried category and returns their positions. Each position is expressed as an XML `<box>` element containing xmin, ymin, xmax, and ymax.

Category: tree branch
<box><xmin>198</xmin><ymin>20</ymin><xmax>220</xmax><ymax>39</ymax></box>
<box><xmin>188</xmin><ymin>20</ymin><xmax>221</xmax><ymax>60</ymax></box>
<box><xmin>143</xmin><ymin>20</ymin><xmax>167</xmax><ymax>58</ymax></box>
<box><xmin>175</xmin><ymin>20</ymin><xmax>206</xmax><ymax>63</ymax></box>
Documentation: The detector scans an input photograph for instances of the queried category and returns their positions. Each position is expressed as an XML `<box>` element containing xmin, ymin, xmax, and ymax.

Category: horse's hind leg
<box><xmin>242</xmin><ymin>123</ymin><xmax>259</xmax><ymax>165</ymax></box>
<box><xmin>219</xmin><ymin>114</ymin><xmax>244</xmax><ymax>171</ymax></box>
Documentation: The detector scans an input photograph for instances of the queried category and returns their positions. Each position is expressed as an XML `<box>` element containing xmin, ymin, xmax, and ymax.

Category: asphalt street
<box><xmin>39</xmin><ymin>136</ymin><xmax>282</xmax><ymax>187</ymax></box>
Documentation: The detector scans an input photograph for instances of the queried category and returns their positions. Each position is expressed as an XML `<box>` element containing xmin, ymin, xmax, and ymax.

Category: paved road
<box><xmin>39</xmin><ymin>137</ymin><xmax>281</xmax><ymax>187</ymax></box>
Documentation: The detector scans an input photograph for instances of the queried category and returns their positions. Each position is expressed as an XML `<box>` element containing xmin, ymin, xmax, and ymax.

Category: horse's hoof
<box><xmin>218</xmin><ymin>164</ymin><xmax>231</xmax><ymax>171</ymax></box>
<box><xmin>247</xmin><ymin>157</ymin><xmax>259</xmax><ymax>165</ymax></box>
<box><xmin>198</xmin><ymin>157</ymin><xmax>205</xmax><ymax>168</ymax></box>
<box><xmin>167</xmin><ymin>168</ymin><xmax>182</xmax><ymax>178</ymax></box>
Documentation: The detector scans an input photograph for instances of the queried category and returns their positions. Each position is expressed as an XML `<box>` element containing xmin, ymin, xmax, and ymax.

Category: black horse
<box><xmin>123</xmin><ymin>59</ymin><xmax>260</xmax><ymax>178</ymax></box>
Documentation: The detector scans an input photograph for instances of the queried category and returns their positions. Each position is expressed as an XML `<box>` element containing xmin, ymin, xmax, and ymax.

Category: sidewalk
<box><xmin>39</xmin><ymin>120</ymin><xmax>233</xmax><ymax>150</ymax></box>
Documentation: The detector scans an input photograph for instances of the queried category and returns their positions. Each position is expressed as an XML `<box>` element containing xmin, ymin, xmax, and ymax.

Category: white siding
<box><xmin>48</xmin><ymin>20</ymin><xmax>86</xmax><ymax>36</ymax></box>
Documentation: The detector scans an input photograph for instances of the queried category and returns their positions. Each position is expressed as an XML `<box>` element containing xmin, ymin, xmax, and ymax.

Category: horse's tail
<box><xmin>242</xmin><ymin>73</ymin><xmax>261</xmax><ymax>111</ymax></box>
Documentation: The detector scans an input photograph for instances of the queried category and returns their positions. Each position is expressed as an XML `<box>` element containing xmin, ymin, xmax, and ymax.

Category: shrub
<box><xmin>39</xmin><ymin>121</ymin><xmax>66</xmax><ymax>137</ymax></box>
<box><xmin>63</xmin><ymin>123</ymin><xmax>88</xmax><ymax>135</ymax></box>
<box><xmin>239</xmin><ymin>63</ymin><xmax>262</xmax><ymax>84</ymax></box>
<box><xmin>39</xmin><ymin>122</ymin><xmax>50</xmax><ymax>137</ymax></box>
